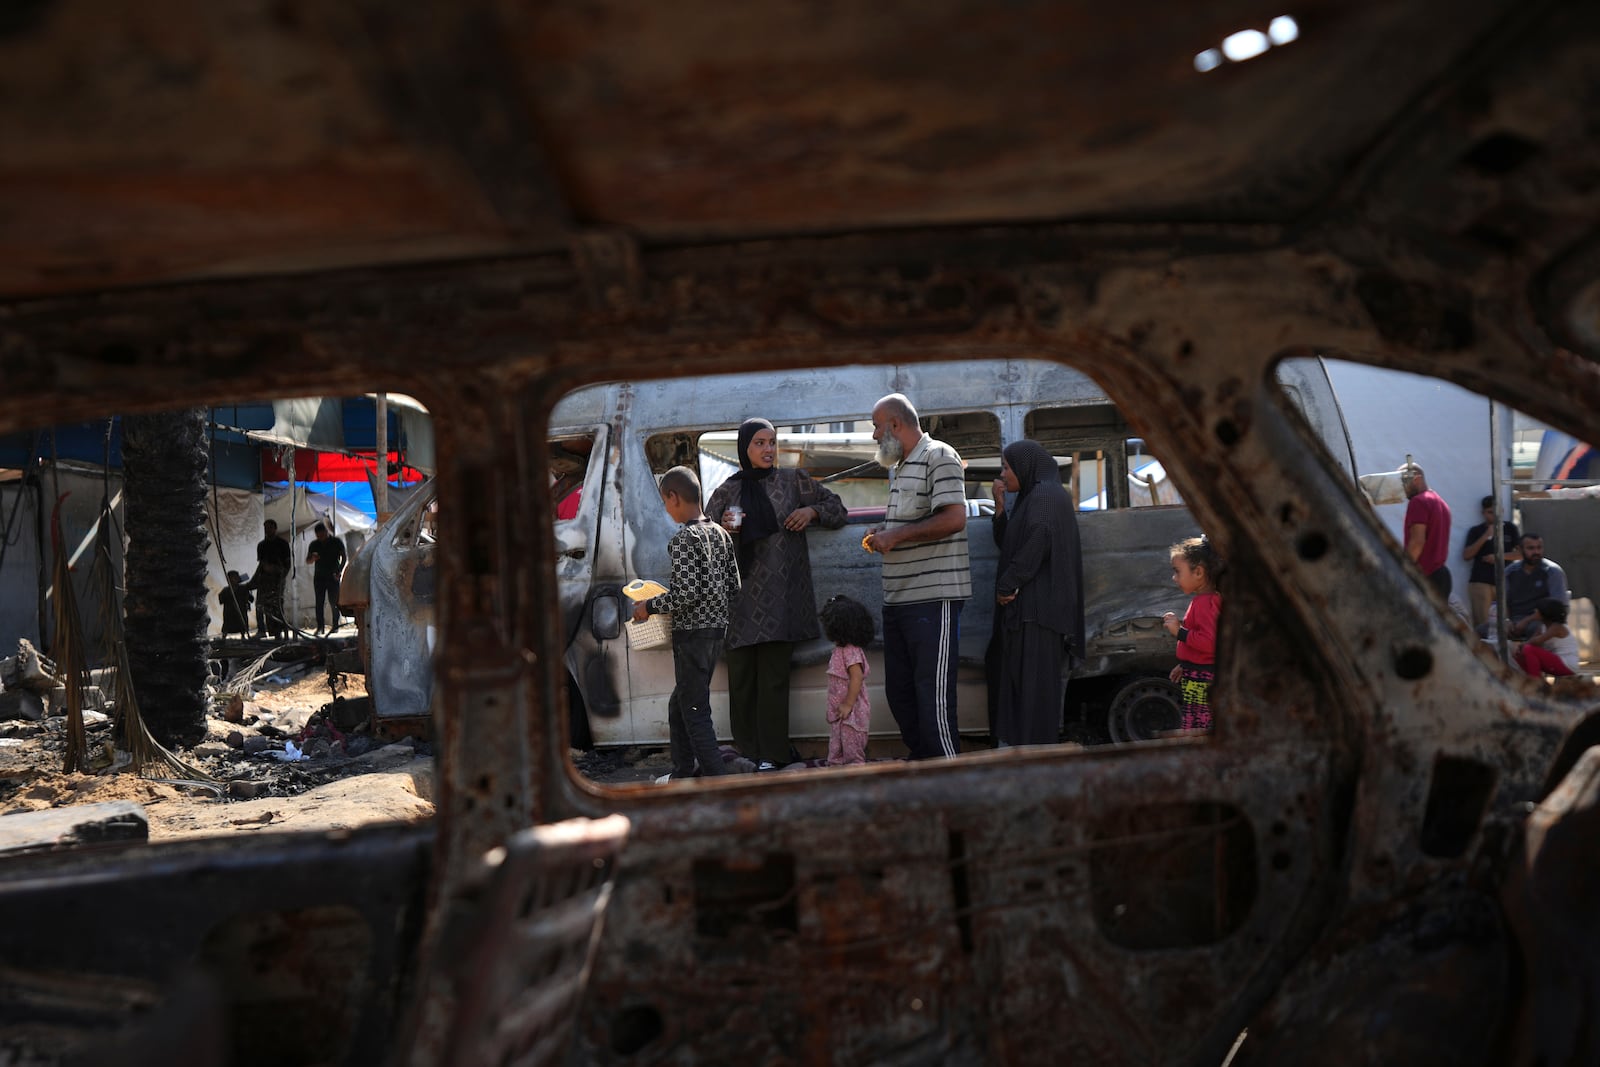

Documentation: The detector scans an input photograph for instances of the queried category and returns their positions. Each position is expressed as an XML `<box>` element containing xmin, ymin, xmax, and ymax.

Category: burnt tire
<box><xmin>1107</xmin><ymin>676</ymin><xmax>1181</xmax><ymax>744</ymax></box>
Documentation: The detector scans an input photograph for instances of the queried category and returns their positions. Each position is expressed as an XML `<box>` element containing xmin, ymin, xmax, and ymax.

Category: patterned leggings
<box><xmin>1179</xmin><ymin>662</ymin><xmax>1214</xmax><ymax>732</ymax></box>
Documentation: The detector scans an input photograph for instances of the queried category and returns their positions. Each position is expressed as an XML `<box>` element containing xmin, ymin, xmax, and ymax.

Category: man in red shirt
<box><xmin>1402</xmin><ymin>464</ymin><xmax>1453</xmax><ymax>598</ymax></box>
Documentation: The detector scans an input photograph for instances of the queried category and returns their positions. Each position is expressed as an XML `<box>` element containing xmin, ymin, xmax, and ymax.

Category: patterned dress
<box><xmin>826</xmin><ymin>644</ymin><xmax>871</xmax><ymax>765</ymax></box>
<box><xmin>706</xmin><ymin>469</ymin><xmax>848</xmax><ymax>648</ymax></box>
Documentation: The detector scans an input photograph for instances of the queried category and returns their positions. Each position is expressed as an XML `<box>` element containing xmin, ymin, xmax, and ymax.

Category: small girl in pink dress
<box><xmin>819</xmin><ymin>594</ymin><xmax>875</xmax><ymax>765</ymax></box>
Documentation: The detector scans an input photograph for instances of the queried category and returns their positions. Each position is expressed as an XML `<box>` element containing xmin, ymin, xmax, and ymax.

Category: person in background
<box><xmin>707</xmin><ymin>417</ymin><xmax>847</xmax><ymax>771</ymax></box>
<box><xmin>989</xmin><ymin>440</ymin><xmax>1085</xmax><ymax>747</ymax></box>
<box><xmin>636</xmin><ymin>466</ymin><xmax>741</xmax><ymax>781</ymax></box>
<box><xmin>1401</xmin><ymin>463</ymin><xmax>1453</xmax><ymax>599</ymax></box>
<box><xmin>254</xmin><ymin>519</ymin><xmax>292</xmax><ymax>639</ymax></box>
<box><xmin>1461</xmin><ymin>495</ymin><xmax>1520</xmax><ymax>631</ymax></box>
<box><xmin>307</xmin><ymin>521</ymin><xmax>347</xmax><ymax>636</ymax></box>
<box><xmin>863</xmin><ymin>393</ymin><xmax>972</xmax><ymax>760</ymax></box>
<box><xmin>1514</xmin><ymin>598</ymin><xmax>1579</xmax><ymax>677</ymax></box>
<box><xmin>819</xmin><ymin>594</ymin><xmax>875</xmax><ymax>766</ymax></box>
<box><xmin>218</xmin><ymin>570</ymin><xmax>254</xmax><ymax>639</ymax></box>
<box><xmin>1163</xmin><ymin>536</ymin><xmax>1224</xmax><ymax>733</ymax></box>
<box><xmin>1504</xmin><ymin>534</ymin><xmax>1571</xmax><ymax>639</ymax></box>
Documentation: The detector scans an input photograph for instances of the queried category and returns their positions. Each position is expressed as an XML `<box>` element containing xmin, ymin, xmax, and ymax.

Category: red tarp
<box><xmin>260</xmin><ymin>449</ymin><xmax>423</xmax><ymax>483</ymax></box>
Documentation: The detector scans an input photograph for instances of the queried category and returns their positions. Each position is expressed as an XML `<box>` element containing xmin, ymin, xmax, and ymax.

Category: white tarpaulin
<box><xmin>0</xmin><ymin>468</ymin><xmax>125</xmax><ymax>659</ymax></box>
<box><xmin>1322</xmin><ymin>360</ymin><xmax>1510</xmax><ymax>601</ymax></box>
<box><xmin>263</xmin><ymin>485</ymin><xmax>375</xmax><ymax>536</ymax></box>
<box><xmin>251</xmin><ymin>397</ymin><xmax>347</xmax><ymax>451</ymax></box>
<box><xmin>219</xmin><ymin>487</ymin><xmax>372</xmax><ymax>633</ymax></box>
<box><xmin>382</xmin><ymin>394</ymin><xmax>436</xmax><ymax>474</ymax></box>
<box><xmin>205</xmin><ymin>486</ymin><xmax>263</xmax><ymax>635</ymax></box>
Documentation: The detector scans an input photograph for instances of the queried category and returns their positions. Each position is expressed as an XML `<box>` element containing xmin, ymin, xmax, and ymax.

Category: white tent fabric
<box><xmin>219</xmin><ymin>486</ymin><xmax>371</xmax><ymax>633</ymax></box>
<box><xmin>0</xmin><ymin>468</ymin><xmax>126</xmax><ymax>659</ymax></box>
<box><xmin>387</xmin><ymin>395</ymin><xmax>436</xmax><ymax>474</ymax></box>
<box><xmin>263</xmin><ymin>485</ymin><xmax>375</xmax><ymax>536</ymax></box>
<box><xmin>205</xmin><ymin>486</ymin><xmax>264</xmax><ymax>635</ymax></box>
<box><xmin>251</xmin><ymin>397</ymin><xmax>347</xmax><ymax>451</ymax></box>
<box><xmin>1323</xmin><ymin>360</ymin><xmax>1510</xmax><ymax>601</ymax></box>
<box><xmin>365</xmin><ymin>470</ymin><xmax>427</xmax><ymax>515</ymax></box>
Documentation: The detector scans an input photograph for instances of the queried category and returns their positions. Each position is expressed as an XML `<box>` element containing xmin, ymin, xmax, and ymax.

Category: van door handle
<box><xmin>562</xmin><ymin>547</ymin><xmax>587</xmax><ymax>560</ymax></box>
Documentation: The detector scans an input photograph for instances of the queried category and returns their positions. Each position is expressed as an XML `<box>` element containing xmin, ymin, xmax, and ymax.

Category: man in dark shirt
<box><xmin>1504</xmin><ymin>534</ymin><xmax>1571</xmax><ymax>639</ymax></box>
<box><xmin>306</xmin><ymin>521</ymin><xmax>347</xmax><ymax>635</ymax></box>
<box><xmin>1461</xmin><ymin>495</ymin><xmax>1520</xmax><ymax>631</ymax></box>
<box><xmin>254</xmin><ymin>519</ymin><xmax>292</xmax><ymax>638</ymax></box>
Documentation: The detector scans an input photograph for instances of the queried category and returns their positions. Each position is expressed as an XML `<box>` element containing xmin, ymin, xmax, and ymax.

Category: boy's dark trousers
<box><xmin>669</xmin><ymin>628</ymin><xmax>728</xmax><ymax>777</ymax></box>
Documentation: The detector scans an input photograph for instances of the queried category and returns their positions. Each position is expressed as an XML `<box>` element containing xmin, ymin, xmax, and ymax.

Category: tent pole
<box><xmin>375</xmin><ymin>393</ymin><xmax>389</xmax><ymax>521</ymax></box>
<box><xmin>1490</xmin><ymin>400</ymin><xmax>1510</xmax><ymax>665</ymax></box>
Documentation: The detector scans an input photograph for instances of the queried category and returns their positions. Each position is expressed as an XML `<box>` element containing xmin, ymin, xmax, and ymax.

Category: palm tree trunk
<box><xmin>122</xmin><ymin>409</ymin><xmax>211</xmax><ymax>747</ymax></box>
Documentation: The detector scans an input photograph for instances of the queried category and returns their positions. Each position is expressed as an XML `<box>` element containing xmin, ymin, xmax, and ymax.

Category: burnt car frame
<box><xmin>2</xmin><ymin>1</ymin><xmax>1600</xmax><ymax>1064</ymax></box>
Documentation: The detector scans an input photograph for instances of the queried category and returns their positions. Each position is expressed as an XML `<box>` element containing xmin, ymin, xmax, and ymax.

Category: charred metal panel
<box><xmin>0</xmin><ymin>825</ymin><xmax>431</xmax><ymax>1065</ymax></box>
<box><xmin>576</xmin><ymin>735</ymin><xmax>1341</xmax><ymax>1065</ymax></box>
<box><xmin>400</xmin><ymin>815</ymin><xmax>628</xmax><ymax>1067</ymax></box>
<box><xmin>352</xmin><ymin>481</ymin><xmax>439</xmax><ymax>720</ymax></box>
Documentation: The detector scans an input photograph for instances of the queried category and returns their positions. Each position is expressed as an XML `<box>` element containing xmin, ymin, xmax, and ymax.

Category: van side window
<box><xmin>644</xmin><ymin>431</ymin><xmax>698</xmax><ymax>476</ymax></box>
<box><xmin>681</xmin><ymin>412</ymin><xmax>1001</xmax><ymax>517</ymax></box>
<box><xmin>1024</xmin><ymin>405</ymin><xmax>1177</xmax><ymax>510</ymax></box>
<box><xmin>550</xmin><ymin>433</ymin><xmax>597</xmax><ymax>521</ymax></box>
<box><xmin>1127</xmin><ymin>437</ymin><xmax>1183</xmax><ymax>508</ymax></box>
<box><xmin>391</xmin><ymin>497</ymin><xmax>438</xmax><ymax>549</ymax></box>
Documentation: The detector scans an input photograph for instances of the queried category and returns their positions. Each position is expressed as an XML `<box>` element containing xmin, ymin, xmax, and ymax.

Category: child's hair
<box><xmin>658</xmin><ymin>465</ymin><xmax>702</xmax><ymax>503</ymax></box>
<box><xmin>1171</xmin><ymin>535</ymin><xmax>1225</xmax><ymax>587</ymax></box>
<box><xmin>820</xmin><ymin>594</ymin><xmax>875</xmax><ymax>648</ymax></box>
<box><xmin>1536</xmin><ymin>597</ymin><xmax>1568</xmax><ymax>625</ymax></box>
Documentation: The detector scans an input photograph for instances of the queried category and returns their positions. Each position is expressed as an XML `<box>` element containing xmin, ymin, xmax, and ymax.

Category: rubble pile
<box><xmin>1</xmin><ymin>654</ymin><xmax>427</xmax><ymax>809</ymax></box>
<box><xmin>0</xmin><ymin>638</ymin><xmax>61</xmax><ymax>722</ymax></box>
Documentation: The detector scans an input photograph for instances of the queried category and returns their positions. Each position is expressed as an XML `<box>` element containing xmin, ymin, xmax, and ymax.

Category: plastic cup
<box><xmin>727</xmin><ymin>506</ymin><xmax>744</xmax><ymax>529</ymax></box>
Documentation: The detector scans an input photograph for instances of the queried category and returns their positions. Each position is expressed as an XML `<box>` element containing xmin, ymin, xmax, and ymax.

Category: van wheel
<box><xmin>1107</xmin><ymin>677</ymin><xmax>1181</xmax><ymax>743</ymax></box>
<box><xmin>567</xmin><ymin>673</ymin><xmax>595</xmax><ymax>752</ymax></box>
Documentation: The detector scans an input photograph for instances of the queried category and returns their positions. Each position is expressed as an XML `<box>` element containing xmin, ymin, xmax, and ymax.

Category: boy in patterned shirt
<box><xmin>634</xmin><ymin>466</ymin><xmax>741</xmax><ymax>779</ymax></box>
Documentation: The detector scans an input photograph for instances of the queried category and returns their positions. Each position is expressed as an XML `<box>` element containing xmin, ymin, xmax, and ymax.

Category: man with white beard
<box><xmin>863</xmin><ymin>393</ymin><xmax>972</xmax><ymax>759</ymax></box>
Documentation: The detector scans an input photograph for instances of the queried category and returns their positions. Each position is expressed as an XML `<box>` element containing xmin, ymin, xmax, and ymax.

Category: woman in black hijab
<box><xmin>706</xmin><ymin>418</ymin><xmax>848</xmax><ymax>769</ymax></box>
<box><xmin>990</xmin><ymin>440</ymin><xmax>1085</xmax><ymax>746</ymax></box>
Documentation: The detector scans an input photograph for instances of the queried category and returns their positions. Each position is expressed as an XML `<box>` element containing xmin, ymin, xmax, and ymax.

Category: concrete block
<box><xmin>0</xmin><ymin>801</ymin><xmax>148</xmax><ymax>855</ymax></box>
<box><xmin>0</xmin><ymin>689</ymin><xmax>46</xmax><ymax>722</ymax></box>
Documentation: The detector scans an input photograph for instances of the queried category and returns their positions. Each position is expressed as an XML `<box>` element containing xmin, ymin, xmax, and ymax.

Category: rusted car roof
<box><xmin>2</xmin><ymin>2</ymin><xmax>1600</xmax><ymax>1065</ymax></box>
<box><xmin>0</xmin><ymin>0</ymin><xmax>1593</xmax><ymax>317</ymax></box>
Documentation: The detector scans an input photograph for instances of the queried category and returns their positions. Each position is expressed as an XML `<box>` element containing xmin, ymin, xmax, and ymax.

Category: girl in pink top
<box><xmin>1162</xmin><ymin>536</ymin><xmax>1224</xmax><ymax>732</ymax></box>
<box><xmin>820</xmin><ymin>594</ymin><xmax>874</xmax><ymax>765</ymax></box>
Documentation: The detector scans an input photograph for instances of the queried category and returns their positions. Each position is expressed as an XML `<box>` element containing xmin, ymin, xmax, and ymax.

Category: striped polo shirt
<box><xmin>882</xmin><ymin>434</ymin><xmax>972</xmax><ymax>604</ymax></box>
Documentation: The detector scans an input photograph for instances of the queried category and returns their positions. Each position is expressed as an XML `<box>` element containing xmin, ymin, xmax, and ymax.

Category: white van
<box><xmin>350</xmin><ymin>357</ymin><xmax>1354</xmax><ymax>747</ymax></box>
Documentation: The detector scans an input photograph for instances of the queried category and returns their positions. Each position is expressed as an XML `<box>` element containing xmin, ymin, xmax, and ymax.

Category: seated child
<box><xmin>634</xmin><ymin>466</ymin><xmax>741</xmax><ymax>780</ymax></box>
<box><xmin>819</xmin><ymin>594</ymin><xmax>874</xmax><ymax>765</ymax></box>
<box><xmin>1514</xmin><ymin>598</ymin><xmax>1579</xmax><ymax>677</ymax></box>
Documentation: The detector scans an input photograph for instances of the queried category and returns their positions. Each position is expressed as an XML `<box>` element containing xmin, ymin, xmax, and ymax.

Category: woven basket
<box><xmin>626</xmin><ymin>613</ymin><xmax>673</xmax><ymax>651</ymax></box>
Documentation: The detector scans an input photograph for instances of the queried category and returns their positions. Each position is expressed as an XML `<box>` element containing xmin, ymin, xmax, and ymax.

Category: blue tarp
<box><xmin>0</xmin><ymin>399</ymin><xmax>411</xmax><ymax>491</ymax></box>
